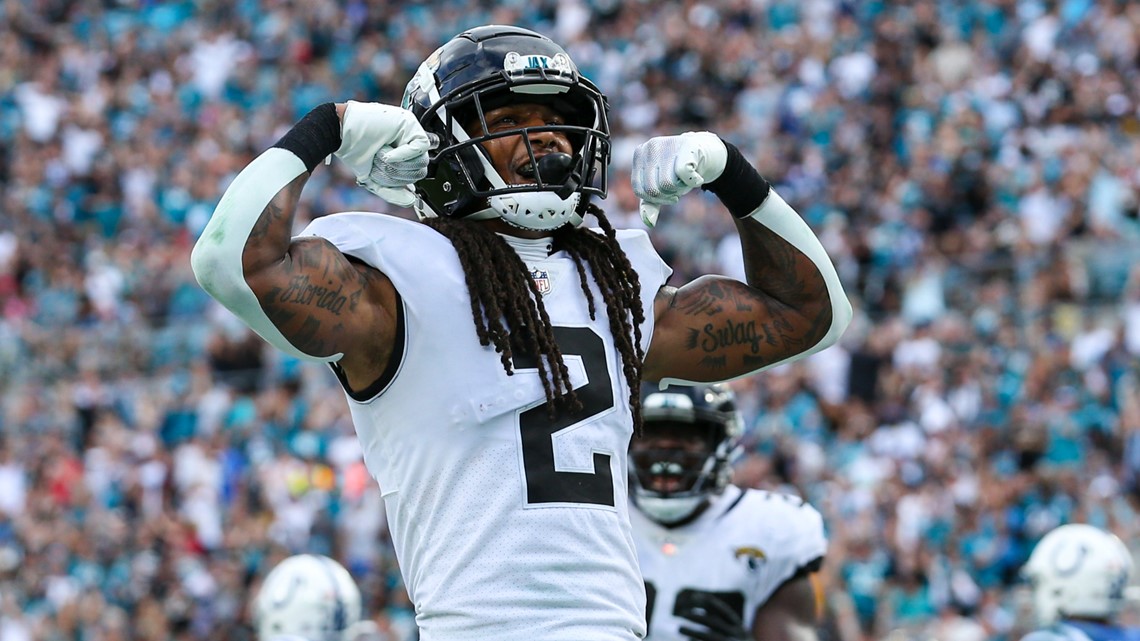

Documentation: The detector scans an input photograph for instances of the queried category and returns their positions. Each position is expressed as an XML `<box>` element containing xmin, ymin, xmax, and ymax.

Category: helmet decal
<box><xmin>402</xmin><ymin>25</ymin><xmax>610</xmax><ymax>230</ymax></box>
<box><xmin>402</xmin><ymin>49</ymin><xmax>441</xmax><ymax>111</ymax></box>
<box><xmin>1051</xmin><ymin>540</ymin><xmax>1089</xmax><ymax>577</ymax></box>
<box><xmin>503</xmin><ymin>51</ymin><xmax>576</xmax><ymax>79</ymax></box>
<box><xmin>253</xmin><ymin>554</ymin><xmax>362</xmax><ymax>641</ymax></box>
<box><xmin>1023</xmin><ymin>523</ymin><xmax>1135</xmax><ymax>625</ymax></box>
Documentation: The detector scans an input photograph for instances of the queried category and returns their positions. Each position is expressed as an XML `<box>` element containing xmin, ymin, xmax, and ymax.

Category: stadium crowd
<box><xmin>2</xmin><ymin>0</ymin><xmax>1140</xmax><ymax>639</ymax></box>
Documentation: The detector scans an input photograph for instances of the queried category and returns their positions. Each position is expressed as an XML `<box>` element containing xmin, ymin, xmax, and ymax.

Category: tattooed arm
<box><xmin>192</xmin><ymin>103</ymin><xmax>398</xmax><ymax>388</ymax></box>
<box><xmin>642</xmin><ymin>218</ymin><xmax>833</xmax><ymax>382</ymax></box>
<box><xmin>641</xmin><ymin>141</ymin><xmax>850</xmax><ymax>384</ymax></box>
<box><xmin>243</xmin><ymin>177</ymin><xmax>397</xmax><ymax>386</ymax></box>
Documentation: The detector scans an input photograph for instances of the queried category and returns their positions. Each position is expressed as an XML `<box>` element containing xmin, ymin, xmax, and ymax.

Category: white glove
<box><xmin>335</xmin><ymin>101</ymin><xmax>431</xmax><ymax>208</ymax></box>
<box><xmin>630</xmin><ymin>131</ymin><xmax>728</xmax><ymax>227</ymax></box>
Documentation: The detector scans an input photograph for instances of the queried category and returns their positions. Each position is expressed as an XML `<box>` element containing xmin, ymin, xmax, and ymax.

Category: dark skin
<box><xmin>241</xmin><ymin>102</ymin><xmax>832</xmax><ymax>393</ymax></box>
<box><xmin>751</xmin><ymin>573</ymin><xmax>823</xmax><ymax>641</ymax></box>
<box><xmin>635</xmin><ymin>433</ymin><xmax>823</xmax><ymax>641</ymax></box>
<box><xmin>631</xmin><ymin>432</ymin><xmax>706</xmax><ymax>494</ymax></box>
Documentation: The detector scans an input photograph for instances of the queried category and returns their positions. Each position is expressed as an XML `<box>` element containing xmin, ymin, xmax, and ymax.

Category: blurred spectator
<box><xmin>3</xmin><ymin>1</ymin><xmax>1140</xmax><ymax>640</ymax></box>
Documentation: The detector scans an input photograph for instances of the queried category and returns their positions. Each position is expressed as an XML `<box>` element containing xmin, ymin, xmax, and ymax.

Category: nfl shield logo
<box><xmin>530</xmin><ymin>268</ymin><xmax>551</xmax><ymax>295</ymax></box>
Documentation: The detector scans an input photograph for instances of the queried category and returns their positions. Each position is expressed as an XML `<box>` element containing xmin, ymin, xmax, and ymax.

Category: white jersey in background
<box><xmin>301</xmin><ymin>213</ymin><xmax>672</xmax><ymax>641</ymax></box>
<box><xmin>632</xmin><ymin>485</ymin><xmax>827</xmax><ymax>640</ymax></box>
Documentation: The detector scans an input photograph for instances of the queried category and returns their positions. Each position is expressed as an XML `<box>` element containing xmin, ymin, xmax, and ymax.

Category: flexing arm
<box><xmin>191</xmin><ymin>103</ymin><xmax>406</xmax><ymax>380</ymax></box>
<box><xmin>751</xmin><ymin>572</ymin><xmax>824</xmax><ymax>641</ymax></box>
<box><xmin>640</xmin><ymin>135</ymin><xmax>851</xmax><ymax>384</ymax></box>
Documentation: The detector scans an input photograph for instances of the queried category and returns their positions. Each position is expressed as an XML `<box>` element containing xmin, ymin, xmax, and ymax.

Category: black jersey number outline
<box><xmin>644</xmin><ymin>582</ymin><xmax>746</xmax><ymax>630</ymax></box>
<box><xmin>514</xmin><ymin>325</ymin><xmax>616</xmax><ymax>506</ymax></box>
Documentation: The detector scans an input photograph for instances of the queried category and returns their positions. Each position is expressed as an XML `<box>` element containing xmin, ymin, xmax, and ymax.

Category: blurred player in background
<box><xmin>630</xmin><ymin>383</ymin><xmax>827</xmax><ymax>641</ymax></box>
<box><xmin>253</xmin><ymin>554</ymin><xmax>363</xmax><ymax>641</ymax></box>
<box><xmin>1019</xmin><ymin>523</ymin><xmax>1140</xmax><ymax>641</ymax></box>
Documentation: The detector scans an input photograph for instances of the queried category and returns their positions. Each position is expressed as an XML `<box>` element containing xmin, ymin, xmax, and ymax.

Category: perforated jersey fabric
<box><xmin>300</xmin><ymin>212</ymin><xmax>672</xmax><ymax>641</ymax></box>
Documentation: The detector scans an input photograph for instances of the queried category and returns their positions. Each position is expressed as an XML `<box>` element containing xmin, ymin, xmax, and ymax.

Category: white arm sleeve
<box><xmin>190</xmin><ymin>147</ymin><xmax>343</xmax><ymax>363</ymax></box>
<box><xmin>661</xmin><ymin>188</ymin><xmax>851</xmax><ymax>387</ymax></box>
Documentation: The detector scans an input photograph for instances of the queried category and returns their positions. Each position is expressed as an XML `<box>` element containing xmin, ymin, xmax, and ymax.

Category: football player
<box><xmin>253</xmin><ymin>554</ymin><xmax>363</xmax><ymax>641</ymax></box>
<box><xmin>630</xmin><ymin>383</ymin><xmax>827</xmax><ymax>641</ymax></box>
<box><xmin>1019</xmin><ymin>523</ymin><xmax>1140</xmax><ymax>641</ymax></box>
<box><xmin>192</xmin><ymin>24</ymin><xmax>850</xmax><ymax>640</ymax></box>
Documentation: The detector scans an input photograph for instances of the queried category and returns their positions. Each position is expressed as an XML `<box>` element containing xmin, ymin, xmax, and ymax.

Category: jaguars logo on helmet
<box><xmin>401</xmin><ymin>25</ymin><xmax>611</xmax><ymax>231</ymax></box>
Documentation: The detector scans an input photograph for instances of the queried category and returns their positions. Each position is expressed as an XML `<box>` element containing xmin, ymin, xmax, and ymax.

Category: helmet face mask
<box><xmin>402</xmin><ymin>25</ymin><xmax>611</xmax><ymax>231</ymax></box>
<box><xmin>631</xmin><ymin>384</ymin><xmax>744</xmax><ymax>525</ymax></box>
<box><xmin>631</xmin><ymin>421</ymin><xmax>723</xmax><ymax>495</ymax></box>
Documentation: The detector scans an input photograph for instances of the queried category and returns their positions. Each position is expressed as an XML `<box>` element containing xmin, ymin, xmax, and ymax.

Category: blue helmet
<box><xmin>401</xmin><ymin>25</ymin><xmax>611</xmax><ymax>231</ymax></box>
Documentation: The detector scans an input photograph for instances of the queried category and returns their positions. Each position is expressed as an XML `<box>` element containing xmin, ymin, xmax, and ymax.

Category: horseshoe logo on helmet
<box><xmin>1051</xmin><ymin>540</ymin><xmax>1089</xmax><ymax>577</ymax></box>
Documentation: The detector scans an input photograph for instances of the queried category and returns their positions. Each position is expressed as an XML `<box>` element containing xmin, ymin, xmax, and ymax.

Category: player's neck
<box><xmin>495</xmin><ymin>231</ymin><xmax>555</xmax><ymax>261</ymax></box>
<box><xmin>657</xmin><ymin>500</ymin><xmax>714</xmax><ymax>530</ymax></box>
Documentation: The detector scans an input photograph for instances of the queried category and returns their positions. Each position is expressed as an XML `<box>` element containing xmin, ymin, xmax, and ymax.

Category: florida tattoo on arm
<box><xmin>256</xmin><ymin>240</ymin><xmax>382</xmax><ymax>356</ymax></box>
<box><xmin>238</xmin><ymin>168</ymin><xmax>384</xmax><ymax>358</ymax></box>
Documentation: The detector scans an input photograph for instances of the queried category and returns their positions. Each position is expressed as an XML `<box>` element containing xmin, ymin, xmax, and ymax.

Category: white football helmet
<box><xmin>253</xmin><ymin>554</ymin><xmax>363</xmax><ymax>641</ymax></box>
<box><xmin>1022</xmin><ymin>523</ymin><xmax>1133</xmax><ymax>625</ymax></box>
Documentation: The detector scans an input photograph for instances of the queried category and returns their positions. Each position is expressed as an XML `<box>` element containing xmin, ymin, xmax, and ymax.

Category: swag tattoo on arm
<box><xmin>663</xmin><ymin>218</ymin><xmax>831</xmax><ymax>379</ymax></box>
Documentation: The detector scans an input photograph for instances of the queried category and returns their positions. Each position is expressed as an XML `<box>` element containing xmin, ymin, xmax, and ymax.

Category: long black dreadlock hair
<box><xmin>423</xmin><ymin>202</ymin><xmax>647</xmax><ymax>429</ymax></box>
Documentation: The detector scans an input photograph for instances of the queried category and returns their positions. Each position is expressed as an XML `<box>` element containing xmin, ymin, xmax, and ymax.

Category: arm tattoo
<box><xmin>736</xmin><ymin>220</ymin><xmax>831</xmax><ymax>346</ymax></box>
<box><xmin>240</xmin><ymin>172</ymin><xmax>385</xmax><ymax>357</ymax></box>
<box><xmin>247</xmin><ymin>180</ymin><xmax>304</xmax><ymax>252</ymax></box>
<box><xmin>698</xmin><ymin>355</ymin><xmax>727</xmax><ymax>371</ymax></box>
<box><xmin>674</xmin><ymin>280</ymin><xmax>755</xmax><ymax>316</ymax></box>
<box><xmin>258</xmin><ymin>244</ymin><xmax>383</xmax><ymax>355</ymax></box>
<box><xmin>276</xmin><ymin>275</ymin><xmax>348</xmax><ymax>313</ymax></box>
<box><xmin>651</xmin><ymin>206</ymin><xmax>833</xmax><ymax>380</ymax></box>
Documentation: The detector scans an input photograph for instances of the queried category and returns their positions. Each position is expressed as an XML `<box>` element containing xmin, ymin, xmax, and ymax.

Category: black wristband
<box><xmin>701</xmin><ymin>140</ymin><xmax>771</xmax><ymax>219</ymax></box>
<box><xmin>272</xmin><ymin>102</ymin><xmax>342</xmax><ymax>173</ymax></box>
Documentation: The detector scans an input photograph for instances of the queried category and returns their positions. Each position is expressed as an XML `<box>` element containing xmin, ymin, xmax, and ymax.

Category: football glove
<box><xmin>335</xmin><ymin>101</ymin><xmax>431</xmax><ymax>208</ymax></box>
<box><xmin>631</xmin><ymin>131</ymin><xmax>728</xmax><ymax>227</ymax></box>
<box><xmin>677</xmin><ymin>593</ymin><xmax>748</xmax><ymax>641</ymax></box>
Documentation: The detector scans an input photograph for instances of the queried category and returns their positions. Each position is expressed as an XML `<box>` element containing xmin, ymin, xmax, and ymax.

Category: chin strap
<box><xmin>490</xmin><ymin>191</ymin><xmax>582</xmax><ymax>231</ymax></box>
<box><xmin>635</xmin><ymin>494</ymin><xmax>707</xmax><ymax>526</ymax></box>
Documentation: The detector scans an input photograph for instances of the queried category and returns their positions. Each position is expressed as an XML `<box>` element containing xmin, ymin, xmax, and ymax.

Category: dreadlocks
<box><xmin>423</xmin><ymin>203</ymin><xmax>647</xmax><ymax>430</ymax></box>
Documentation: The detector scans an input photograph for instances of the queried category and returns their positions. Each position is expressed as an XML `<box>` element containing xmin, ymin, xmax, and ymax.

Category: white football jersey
<box><xmin>631</xmin><ymin>485</ymin><xmax>827</xmax><ymax>640</ymax></box>
<box><xmin>300</xmin><ymin>213</ymin><xmax>672</xmax><ymax>641</ymax></box>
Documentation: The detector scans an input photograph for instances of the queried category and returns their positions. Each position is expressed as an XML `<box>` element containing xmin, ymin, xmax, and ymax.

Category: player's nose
<box><xmin>521</xmin><ymin>118</ymin><xmax>568</xmax><ymax>150</ymax></box>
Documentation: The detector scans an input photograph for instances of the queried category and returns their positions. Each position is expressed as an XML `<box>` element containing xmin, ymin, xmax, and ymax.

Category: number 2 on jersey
<box><xmin>513</xmin><ymin>326</ymin><xmax>616</xmax><ymax>507</ymax></box>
